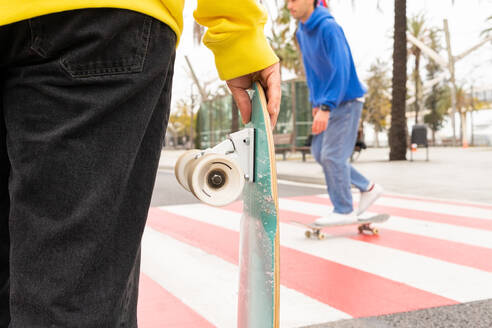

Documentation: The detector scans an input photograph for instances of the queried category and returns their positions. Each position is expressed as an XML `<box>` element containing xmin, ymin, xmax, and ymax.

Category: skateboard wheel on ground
<box><xmin>358</xmin><ymin>224</ymin><xmax>379</xmax><ymax>235</ymax></box>
<box><xmin>317</xmin><ymin>233</ymin><xmax>326</xmax><ymax>240</ymax></box>
<box><xmin>175</xmin><ymin>149</ymin><xmax>201</xmax><ymax>191</ymax></box>
<box><xmin>305</xmin><ymin>230</ymin><xmax>312</xmax><ymax>238</ymax></box>
<box><xmin>186</xmin><ymin>153</ymin><xmax>244</xmax><ymax>207</ymax></box>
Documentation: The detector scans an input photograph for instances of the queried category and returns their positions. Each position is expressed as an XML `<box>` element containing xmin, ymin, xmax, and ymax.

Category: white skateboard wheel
<box><xmin>175</xmin><ymin>149</ymin><xmax>200</xmax><ymax>191</ymax></box>
<box><xmin>186</xmin><ymin>153</ymin><xmax>244</xmax><ymax>207</ymax></box>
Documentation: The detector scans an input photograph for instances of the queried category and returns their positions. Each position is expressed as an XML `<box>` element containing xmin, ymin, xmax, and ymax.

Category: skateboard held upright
<box><xmin>174</xmin><ymin>82</ymin><xmax>280</xmax><ymax>328</ymax></box>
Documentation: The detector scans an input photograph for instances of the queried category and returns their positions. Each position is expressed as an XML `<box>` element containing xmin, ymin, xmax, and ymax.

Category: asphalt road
<box><xmin>149</xmin><ymin>169</ymin><xmax>492</xmax><ymax>328</ymax></box>
<box><xmin>304</xmin><ymin>300</ymin><xmax>492</xmax><ymax>328</ymax></box>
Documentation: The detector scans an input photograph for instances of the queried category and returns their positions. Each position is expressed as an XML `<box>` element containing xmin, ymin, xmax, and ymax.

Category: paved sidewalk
<box><xmin>159</xmin><ymin>147</ymin><xmax>492</xmax><ymax>204</ymax></box>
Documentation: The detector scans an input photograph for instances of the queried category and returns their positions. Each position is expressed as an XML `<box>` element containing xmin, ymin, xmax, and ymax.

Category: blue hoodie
<box><xmin>296</xmin><ymin>7</ymin><xmax>366</xmax><ymax>110</ymax></box>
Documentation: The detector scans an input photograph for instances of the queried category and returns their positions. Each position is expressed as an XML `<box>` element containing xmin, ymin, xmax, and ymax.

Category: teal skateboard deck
<box><xmin>174</xmin><ymin>81</ymin><xmax>280</xmax><ymax>327</ymax></box>
<box><xmin>237</xmin><ymin>82</ymin><xmax>280</xmax><ymax>328</ymax></box>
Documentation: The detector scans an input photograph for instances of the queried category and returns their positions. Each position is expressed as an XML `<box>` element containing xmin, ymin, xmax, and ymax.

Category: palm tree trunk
<box><xmin>389</xmin><ymin>0</ymin><xmax>408</xmax><ymax>160</ymax></box>
<box><xmin>414</xmin><ymin>51</ymin><xmax>421</xmax><ymax>125</ymax></box>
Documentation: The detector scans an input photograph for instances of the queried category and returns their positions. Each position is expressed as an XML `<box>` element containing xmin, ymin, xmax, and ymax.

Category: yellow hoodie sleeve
<box><xmin>194</xmin><ymin>0</ymin><xmax>279</xmax><ymax>80</ymax></box>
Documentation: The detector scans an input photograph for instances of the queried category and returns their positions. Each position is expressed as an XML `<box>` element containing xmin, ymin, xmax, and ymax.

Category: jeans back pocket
<box><xmin>30</xmin><ymin>8</ymin><xmax>152</xmax><ymax>78</ymax></box>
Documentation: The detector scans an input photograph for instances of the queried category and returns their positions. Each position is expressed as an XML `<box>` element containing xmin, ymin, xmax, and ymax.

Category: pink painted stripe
<box><xmin>147</xmin><ymin>208</ymin><xmax>456</xmax><ymax>318</ymax></box>
<box><xmin>382</xmin><ymin>193</ymin><xmax>492</xmax><ymax>211</ymax></box>
<box><xmin>138</xmin><ymin>273</ymin><xmax>215</xmax><ymax>328</ymax></box>
<box><xmin>274</xmin><ymin>207</ymin><xmax>492</xmax><ymax>273</ymax></box>
<box><xmin>291</xmin><ymin>195</ymin><xmax>492</xmax><ymax>232</ymax></box>
<box><xmin>226</xmin><ymin>201</ymin><xmax>492</xmax><ymax>272</ymax></box>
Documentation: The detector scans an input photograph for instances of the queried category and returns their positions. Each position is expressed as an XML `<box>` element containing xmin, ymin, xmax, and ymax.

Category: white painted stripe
<box><xmin>277</xmin><ymin>179</ymin><xmax>327</xmax><ymax>190</ymax></box>
<box><xmin>280</xmin><ymin>286</ymin><xmax>352</xmax><ymax>327</ymax></box>
<box><xmin>376</xmin><ymin>196</ymin><xmax>492</xmax><ymax>220</ymax></box>
<box><xmin>162</xmin><ymin>204</ymin><xmax>492</xmax><ymax>303</ymax></box>
<box><xmin>377</xmin><ymin>215</ymin><xmax>492</xmax><ymax>249</ymax></box>
<box><xmin>142</xmin><ymin>227</ymin><xmax>236</xmax><ymax>328</ymax></box>
<box><xmin>161</xmin><ymin>204</ymin><xmax>239</xmax><ymax>230</ymax></box>
<box><xmin>141</xmin><ymin>226</ymin><xmax>351</xmax><ymax>328</ymax></box>
<box><xmin>316</xmin><ymin>193</ymin><xmax>492</xmax><ymax>220</ymax></box>
<box><xmin>281</xmin><ymin>199</ymin><xmax>492</xmax><ymax>249</ymax></box>
<box><xmin>374</xmin><ymin>191</ymin><xmax>492</xmax><ymax>208</ymax></box>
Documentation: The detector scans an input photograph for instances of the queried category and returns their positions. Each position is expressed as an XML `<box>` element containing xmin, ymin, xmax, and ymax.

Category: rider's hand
<box><xmin>312</xmin><ymin>110</ymin><xmax>330</xmax><ymax>135</ymax></box>
<box><xmin>226</xmin><ymin>62</ymin><xmax>281</xmax><ymax>128</ymax></box>
<box><xmin>312</xmin><ymin>107</ymin><xmax>319</xmax><ymax>118</ymax></box>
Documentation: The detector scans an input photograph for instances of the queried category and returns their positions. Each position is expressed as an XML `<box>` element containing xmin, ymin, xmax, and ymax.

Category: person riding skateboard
<box><xmin>287</xmin><ymin>0</ymin><xmax>383</xmax><ymax>225</ymax></box>
<box><xmin>0</xmin><ymin>1</ymin><xmax>280</xmax><ymax>326</ymax></box>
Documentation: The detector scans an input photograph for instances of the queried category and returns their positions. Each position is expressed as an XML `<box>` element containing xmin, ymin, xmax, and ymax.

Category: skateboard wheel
<box><xmin>305</xmin><ymin>230</ymin><xmax>312</xmax><ymax>238</ymax></box>
<box><xmin>372</xmin><ymin>228</ymin><xmax>379</xmax><ymax>235</ymax></box>
<box><xmin>318</xmin><ymin>233</ymin><xmax>326</xmax><ymax>240</ymax></box>
<box><xmin>175</xmin><ymin>149</ymin><xmax>201</xmax><ymax>191</ymax></box>
<box><xmin>187</xmin><ymin>153</ymin><xmax>244</xmax><ymax>207</ymax></box>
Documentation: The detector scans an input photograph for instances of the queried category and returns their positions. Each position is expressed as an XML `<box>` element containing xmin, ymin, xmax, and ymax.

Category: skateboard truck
<box><xmin>174</xmin><ymin>128</ymin><xmax>255</xmax><ymax>207</ymax></box>
<box><xmin>206</xmin><ymin>128</ymin><xmax>255</xmax><ymax>183</ymax></box>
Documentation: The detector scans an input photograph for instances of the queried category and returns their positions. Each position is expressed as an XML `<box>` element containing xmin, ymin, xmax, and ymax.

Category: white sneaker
<box><xmin>313</xmin><ymin>211</ymin><xmax>357</xmax><ymax>227</ymax></box>
<box><xmin>358</xmin><ymin>183</ymin><xmax>384</xmax><ymax>216</ymax></box>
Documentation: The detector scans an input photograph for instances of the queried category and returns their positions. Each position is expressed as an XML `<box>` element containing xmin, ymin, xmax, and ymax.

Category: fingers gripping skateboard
<box><xmin>175</xmin><ymin>151</ymin><xmax>245</xmax><ymax>207</ymax></box>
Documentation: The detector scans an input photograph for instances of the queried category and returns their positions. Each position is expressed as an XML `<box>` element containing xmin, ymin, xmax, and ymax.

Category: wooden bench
<box><xmin>273</xmin><ymin>133</ymin><xmax>292</xmax><ymax>160</ymax></box>
<box><xmin>273</xmin><ymin>133</ymin><xmax>311</xmax><ymax>162</ymax></box>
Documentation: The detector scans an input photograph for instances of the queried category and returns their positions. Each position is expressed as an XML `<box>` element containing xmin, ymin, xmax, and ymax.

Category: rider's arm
<box><xmin>194</xmin><ymin>0</ymin><xmax>279</xmax><ymax>80</ymax></box>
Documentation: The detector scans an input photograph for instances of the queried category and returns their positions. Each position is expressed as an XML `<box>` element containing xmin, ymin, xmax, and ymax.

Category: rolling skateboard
<box><xmin>292</xmin><ymin>214</ymin><xmax>390</xmax><ymax>240</ymax></box>
<box><xmin>174</xmin><ymin>82</ymin><xmax>279</xmax><ymax>328</ymax></box>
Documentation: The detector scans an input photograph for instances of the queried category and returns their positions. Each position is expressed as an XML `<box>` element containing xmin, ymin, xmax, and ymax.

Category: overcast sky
<box><xmin>171</xmin><ymin>0</ymin><xmax>492</xmax><ymax>112</ymax></box>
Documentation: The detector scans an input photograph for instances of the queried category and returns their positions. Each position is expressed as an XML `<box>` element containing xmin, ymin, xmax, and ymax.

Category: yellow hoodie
<box><xmin>0</xmin><ymin>0</ymin><xmax>279</xmax><ymax>80</ymax></box>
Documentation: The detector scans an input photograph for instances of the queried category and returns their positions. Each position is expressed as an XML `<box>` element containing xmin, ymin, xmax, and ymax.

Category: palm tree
<box><xmin>363</xmin><ymin>59</ymin><xmax>392</xmax><ymax>147</ymax></box>
<box><xmin>481</xmin><ymin>15</ymin><xmax>492</xmax><ymax>37</ymax></box>
<box><xmin>424</xmin><ymin>27</ymin><xmax>446</xmax><ymax>145</ymax></box>
<box><xmin>408</xmin><ymin>14</ymin><xmax>427</xmax><ymax>124</ymax></box>
<box><xmin>455</xmin><ymin>85</ymin><xmax>470</xmax><ymax>143</ymax></box>
<box><xmin>389</xmin><ymin>0</ymin><xmax>408</xmax><ymax>160</ymax></box>
<box><xmin>268</xmin><ymin>2</ymin><xmax>305</xmax><ymax>77</ymax></box>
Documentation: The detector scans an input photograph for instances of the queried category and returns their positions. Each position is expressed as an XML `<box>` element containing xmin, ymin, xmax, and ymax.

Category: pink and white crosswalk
<box><xmin>137</xmin><ymin>192</ymin><xmax>492</xmax><ymax>327</ymax></box>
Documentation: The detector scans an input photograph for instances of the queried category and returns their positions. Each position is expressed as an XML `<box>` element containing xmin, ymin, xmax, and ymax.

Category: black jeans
<box><xmin>0</xmin><ymin>8</ymin><xmax>176</xmax><ymax>327</ymax></box>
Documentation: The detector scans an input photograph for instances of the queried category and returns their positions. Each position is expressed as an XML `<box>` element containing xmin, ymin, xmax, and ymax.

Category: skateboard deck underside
<box><xmin>292</xmin><ymin>214</ymin><xmax>390</xmax><ymax>239</ymax></box>
<box><xmin>237</xmin><ymin>82</ymin><xmax>280</xmax><ymax>328</ymax></box>
<box><xmin>301</xmin><ymin>214</ymin><xmax>390</xmax><ymax>229</ymax></box>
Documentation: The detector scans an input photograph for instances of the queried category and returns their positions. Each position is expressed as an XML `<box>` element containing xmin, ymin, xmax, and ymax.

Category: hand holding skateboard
<box><xmin>226</xmin><ymin>62</ymin><xmax>281</xmax><ymax>128</ymax></box>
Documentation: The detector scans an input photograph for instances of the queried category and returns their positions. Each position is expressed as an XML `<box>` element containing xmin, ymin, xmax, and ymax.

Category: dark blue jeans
<box><xmin>311</xmin><ymin>100</ymin><xmax>370</xmax><ymax>214</ymax></box>
<box><xmin>0</xmin><ymin>8</ymin><xmax>176</xmax><ymax>327</ymax></box>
